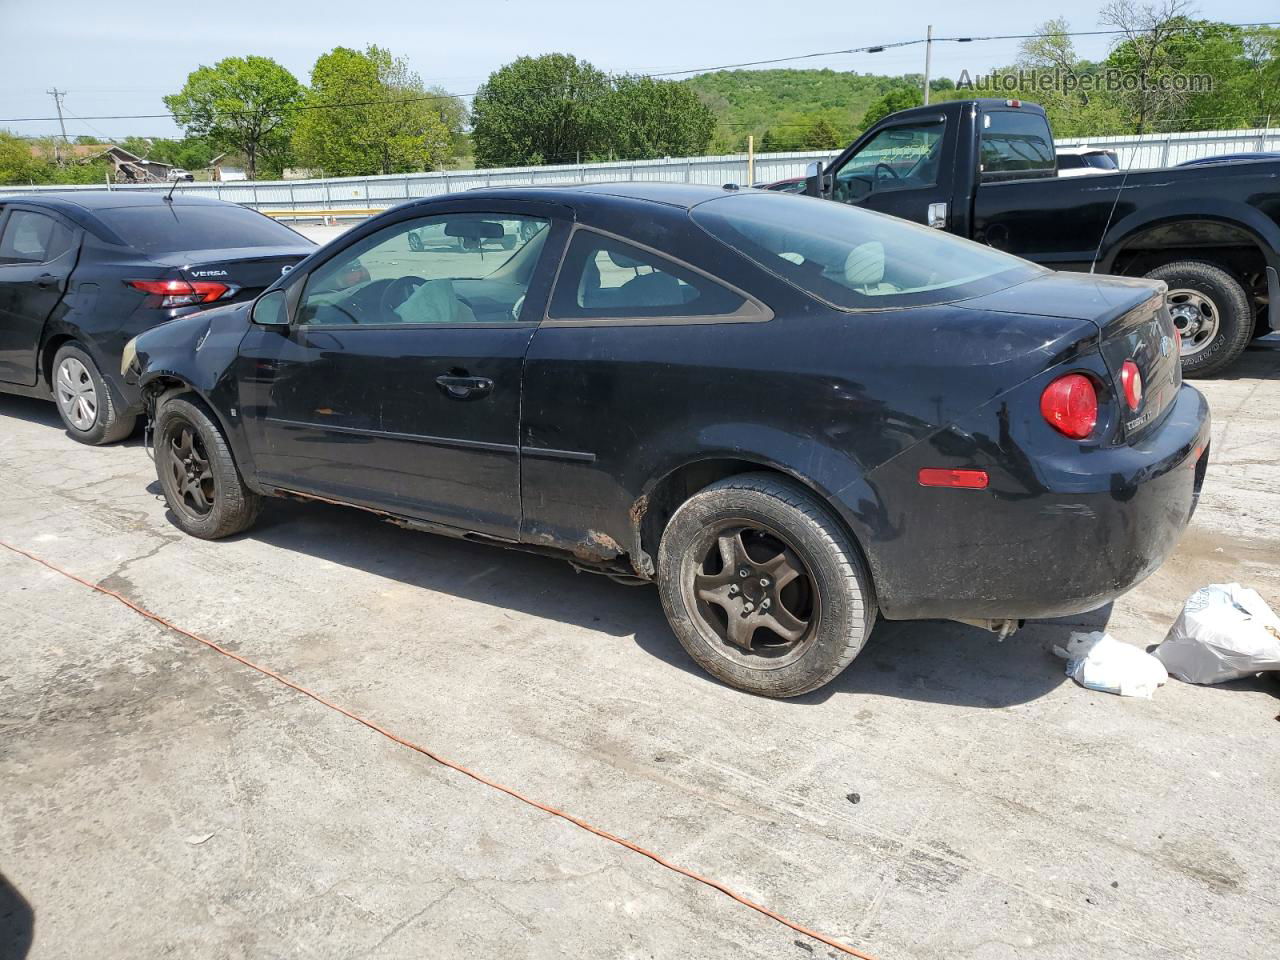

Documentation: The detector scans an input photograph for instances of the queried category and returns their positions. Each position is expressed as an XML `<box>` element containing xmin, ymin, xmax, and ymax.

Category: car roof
<box><xmin>447</xmin><ymin>181</ymin><xmax>748</xmax><ymax>211</ymax></box>
<box><xmin>1055</xmin><ymin>146</ymin><xmax>1113</xmax><ymax>155</ymax></box>
<box><xmin>0</xmin><ymin>190</ymin><xmax>231</xmax><ymax>212</ymax></box>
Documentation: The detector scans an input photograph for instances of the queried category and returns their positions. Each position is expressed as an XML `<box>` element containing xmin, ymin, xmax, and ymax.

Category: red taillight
<box><xmin>918</xmin><ymin>468</ymin><xmax>989</xmax><ymax>489</ymax></box>
<box><xmin>126</xmin><ymin>278</ymin><xmax>230</xmax><ymax>307</ymax></box>
<box><xmin>1040</xmin><ymin>373</ymin><xmax>1098</xmax><ymax>439</ymax></box>
<box><xmin>1120</xmin><ymin>359</ymin><xmax>1143</xmax><ymax>410</ymax></box>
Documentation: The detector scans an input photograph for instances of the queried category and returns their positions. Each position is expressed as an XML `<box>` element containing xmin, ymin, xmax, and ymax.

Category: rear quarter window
<box><xmin>691</xmin><ymin>193</ymin><xmax>1042</xmax><ymax>310</ymax></box>
<box><xmin>99</xmin><ymin>203</ymin><xmax>305</xmax><ymax>254</ymax></box>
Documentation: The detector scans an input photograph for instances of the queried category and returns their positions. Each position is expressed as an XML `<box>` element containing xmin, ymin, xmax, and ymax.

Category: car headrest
<box><xmin>607</xmin><ymin>248</ymin><xmax>647</xmax><ymax>269</ymax></box>
<box><xmin>844</xmin><ymin>242</ymin><xmax>885</xmax><ymax>288</ymax></box>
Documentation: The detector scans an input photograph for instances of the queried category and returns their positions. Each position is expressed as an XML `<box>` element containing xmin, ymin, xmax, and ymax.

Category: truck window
<box><xmin>980</xmin><ymin>111</ymin><xmax>1055</xmax><ymax>180</ymax></box>
<box><xmin>830</xmin><ymin>119</ymin><xmax>945</xmax><ymax>204</ymax></box>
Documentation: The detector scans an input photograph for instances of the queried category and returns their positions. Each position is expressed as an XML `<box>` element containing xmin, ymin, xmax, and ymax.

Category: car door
<box><xmin>0</xmin><ymin>206</ymin><xmax>79</xmax><ymax>385</ymax></box>
<box><xmin>826</xmin><ymin>114</ymin><xmax>954</xmax><ymax>229</ymax></box>
<box><xmin>236</xmin><ymin>201</ymin><xmax>569</xmax><ymax>539</ymax></box>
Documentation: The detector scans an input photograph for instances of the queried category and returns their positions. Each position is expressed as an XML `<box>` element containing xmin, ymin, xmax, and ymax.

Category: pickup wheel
<box><xmin>51</xmin><ymin>342</ymin><xmax>137</xmax><ymax>445</ymax></box>
<box><xmin>657</xmin><ymin>473</ymin><xmax>876</xmax><ymax>698</ymax></box>
<box><xmin>1145</xmin><ymin>261</ymin><xmax>1253</xmax><ymax>377</ymax></box>
<box><xmin>154</xmin><ymin>396</ymin><xmax>260</xmax><ymax>540</ymax></box>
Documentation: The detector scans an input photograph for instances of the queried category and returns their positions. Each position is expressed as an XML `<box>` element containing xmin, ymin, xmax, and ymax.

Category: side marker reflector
<box><xmin>918</xmin><ymin>468</ymin><xmax>989</xmax><ymax>489</ymax></box>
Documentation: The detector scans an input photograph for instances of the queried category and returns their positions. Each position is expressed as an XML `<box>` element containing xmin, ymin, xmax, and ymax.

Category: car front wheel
<box><xmin>155</xmin><ymin>395</ymin><xmax>261</xmax><ymax>539</ymax></box>
<box><xmin>51</xmin><ymin>342</ymin><xmax>137</xmax><ymax>445</ymax></box>
<box><xmin>657</xmin><ymin>473</ymin><xmax>876</xmax><ymax>698</ymax></box>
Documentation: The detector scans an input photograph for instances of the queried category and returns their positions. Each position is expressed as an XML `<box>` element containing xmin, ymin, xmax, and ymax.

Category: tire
<box><xmin>657</xmin><ymin>473</ymin><xmax>876</xmax><ymax>698</ymax></box>
<box><xmin>154</xmin><ymin>395</ymin><xmax>261</xmax><ymax>539</ymax></box>
<box><xmin>1145</xmin><ymin>261</ymin><xmax>1253</xmax><ymax>378</ymax></box>
<box><xmin>50</xmin><ymin>341</ymin><xmax>137</xmax><ymax>445</ymax></box>
<box><xmin>407</xmin><ymin>231</ymin><xmax>423</xmax><ymax>252</ymax></box>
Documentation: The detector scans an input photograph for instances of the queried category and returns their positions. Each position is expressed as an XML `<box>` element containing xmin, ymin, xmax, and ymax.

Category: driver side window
<box><xmin>832</xmin><ymin>119</ymin><xmax>945</xmax><ymax>204</ymax></box>
<box><xmin>298</xmin><ymin>213</ymin><xmax>549</xmax><ymax>326</ymax></box>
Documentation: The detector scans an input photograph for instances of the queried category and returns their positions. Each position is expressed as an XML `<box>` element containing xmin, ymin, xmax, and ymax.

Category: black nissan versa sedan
<box><xmin>0</xmin><ymin>191</ymin><xmax>314</xmax><ymax>444</ymax></box>
<box><xmin>127</xmin><ymin>184</ymin><xmax>1211</xmax><ymax>697</ymax></box>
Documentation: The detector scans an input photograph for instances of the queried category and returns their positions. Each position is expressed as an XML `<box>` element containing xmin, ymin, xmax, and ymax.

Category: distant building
<box><xmin>30</xmin><ymin>143</ymin><xmax>175</xmax><ymax>183</ymax></box>
<box><xmin>209</xmin><ymin>154</ymin><xmax>248</xmax><ymax>182</ymax></box>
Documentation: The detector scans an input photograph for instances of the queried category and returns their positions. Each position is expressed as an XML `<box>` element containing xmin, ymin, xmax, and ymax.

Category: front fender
<box><xmin>134</xmin><ymin>303</ymin><xmax>256</xmax><ymax>477</ymax></box>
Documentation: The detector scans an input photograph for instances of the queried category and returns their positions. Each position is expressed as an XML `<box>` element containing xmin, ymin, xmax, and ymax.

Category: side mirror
<box><xmin>251</xmin><ymin>289</ymin><xmax>289</xmax><ymax>327</ymax></box>
<box><xmin>804</xmin><ymin>161</ymin><xmax>824</xmax><ymax>197</ymax></box>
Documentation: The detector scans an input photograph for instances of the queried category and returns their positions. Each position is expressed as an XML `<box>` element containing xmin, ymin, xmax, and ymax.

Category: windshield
<box><xmin>101</xmin><ymin>203</ymin><xmax>307</xmax><ymax>254</ymax></box>
<box><xmin>691</xmin><ymin>193</ymin><xmax>1042</xmax><ymax>310</ymax></box>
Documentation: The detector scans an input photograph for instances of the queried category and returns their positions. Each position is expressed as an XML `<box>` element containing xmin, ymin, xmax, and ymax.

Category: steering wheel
<box><xmin>511</xmin><ymin>294</ymin><xmax>526</xmax><ymax>322</ymax></box>
<box><xmin>380</xmin><ymin>275</ymin><xmax>427</xmax><ymax>319</ymax></box>
<box><xmin>874</xmin><ymin>162</ymin><xmax>900</xmax><ymax>182</ymax></box>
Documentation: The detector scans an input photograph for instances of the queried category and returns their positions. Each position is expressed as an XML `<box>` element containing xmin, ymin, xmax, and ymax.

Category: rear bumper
<box><xmin>854</xmin><ymin>384</ymin><xmax>1210</xmax><ymax>621</ymax></box>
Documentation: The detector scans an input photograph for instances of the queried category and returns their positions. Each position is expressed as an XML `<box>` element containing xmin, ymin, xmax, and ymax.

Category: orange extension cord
<box><xmin>2</xmin><ymin>539</ymin><xmax>878</xmax><ymax>960</ymax></box>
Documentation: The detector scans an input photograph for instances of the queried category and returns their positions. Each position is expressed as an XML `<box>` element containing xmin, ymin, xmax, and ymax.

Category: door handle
<box><xmin>34</xmin><ymin>273</ymin><xmax>58</xmax><ymax>289</ymax></box>
<box><xmin>435</xmin><ymin>374</ymin><xmax>493</xmax><ymax>400</ymax></box>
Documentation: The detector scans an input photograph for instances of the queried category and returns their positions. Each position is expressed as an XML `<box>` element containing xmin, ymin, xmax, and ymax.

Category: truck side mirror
<box><xmin>804</xmin><ymin>161</ymin><xmax>824</xmax><ymax>198</ymax></box>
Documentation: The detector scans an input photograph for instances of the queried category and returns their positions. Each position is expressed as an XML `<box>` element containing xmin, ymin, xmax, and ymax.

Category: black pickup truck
<box><xmin>805</xmin><ymin>98</ymin><xmax>1280</xmax><ymax>376</ymax></box>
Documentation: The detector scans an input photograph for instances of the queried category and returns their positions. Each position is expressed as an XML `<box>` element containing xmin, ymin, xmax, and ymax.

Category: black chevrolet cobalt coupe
<box><xmin>128</xmin><ymin>184</ymin><xmax>1210</xmax><ymax>697</ymax></box>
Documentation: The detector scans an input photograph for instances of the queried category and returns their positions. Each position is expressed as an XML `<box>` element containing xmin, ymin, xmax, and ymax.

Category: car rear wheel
<box><xmin>657</xmin><ymin>473</ymin><xmax>876</xmax><ymax>698</ymax></box>
<box><xmin>155</xmin><ymin>396</ymin><xmax>261</xmax><ymax>539</ymax></box>
<box><xmin>51</xmin><ymin>342</ymin><xmax>136</xmax><ymax>445</ymax></box>
<box><xmin>1145</xmin><ymin>261</ymin><xmax>1253</xmax><ymax>377</ymax></box>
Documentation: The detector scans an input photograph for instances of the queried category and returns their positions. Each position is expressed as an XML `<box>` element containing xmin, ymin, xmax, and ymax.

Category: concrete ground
<box><xmin>2</xmin><ymin>342</ymin><xmax>1278</xmax><ymax>960</ymax></box>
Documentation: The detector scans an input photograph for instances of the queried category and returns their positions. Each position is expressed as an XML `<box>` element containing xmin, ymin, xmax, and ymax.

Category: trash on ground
<box><xmin>184</xmin><ymin>832</ymin><xmax>215</xmax><ymax>845</ymax></box>
<box><xmin>1154</xmin><ymin>583</ymin><xmax>1280</xmax><ymax>684</ymax></box>
<box><xmin>1053</xmin><ymin>631</ymin><xmax>1168</xmax><ymax>698</ymax></box>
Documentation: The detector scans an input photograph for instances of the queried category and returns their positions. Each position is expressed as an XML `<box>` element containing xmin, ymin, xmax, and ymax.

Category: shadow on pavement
<box><xmin>232</xmin><ymin>495</ymin><xmax>1079</xmax><ymax>710</ymax></box>
<box><xmin>0</xmin><ymin>395</ymin><xmax>145</xmax><ymax>447</ymax></box>
<box><xmin>0</xmin><ymin>871</ymin><xmax>33</xmax><ymax>960</ymax></box>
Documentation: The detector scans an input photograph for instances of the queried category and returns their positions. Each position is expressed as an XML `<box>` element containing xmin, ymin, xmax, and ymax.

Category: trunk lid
<box><xmin>155</xmin><ymin>245</ymin><xmax>312</xmax><ymax>305</ymax></box>
<box><xmin>956</xmin><ymin>271</ymin><xmax>1179</xmax><ymax>441</ymax></box>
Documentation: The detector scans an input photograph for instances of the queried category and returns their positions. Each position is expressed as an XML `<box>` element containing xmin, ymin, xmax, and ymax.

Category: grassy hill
<box><xmin>683</xmin><ymin>69</ymin><xmax>923</xmax><ymax>152</ymax></box>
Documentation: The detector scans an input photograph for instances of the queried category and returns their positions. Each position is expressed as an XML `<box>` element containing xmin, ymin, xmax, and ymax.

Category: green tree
<box><xmin>802</xmin><ymin>117</ymin><xmax>840</xmax><ymax>149</ymax></box>
<box><xmin>0</xmin><ymin>131</ymin><xmax>39</xmax><ymax>184</ymax></box>
<box><xmin>470</xmin><ymin>54</ymin><xmax>611</xmax><ymax>167</ymax></box>
<box><xmin>293</xmin><ymin>46</ymin><xmax>453</xmax><ymax>176</ymax></box>
<box><xmin>164</xmin><ymin>55</ymin><xmax>302</xmax><ymax>179</ymax></box>
<box><xmin>601</xmin><ymin>75</ymin><xmax>715</xmax><ymax>159</ymax></box>
<box><xmin>859</xmin><ymin>87</ymin><xmax>922</xmax><ymax>130</ymax></box>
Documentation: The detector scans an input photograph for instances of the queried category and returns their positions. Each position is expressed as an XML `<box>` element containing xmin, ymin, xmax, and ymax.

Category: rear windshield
<box><xmin>690</xmin><ymin>193</ymin><xmax>1041</xmax><ymax>310</ymax></box>
<box><xmin>100</xmin><ymin>203</ymin><xmax>305</xmax><ymax>254</ymax></box>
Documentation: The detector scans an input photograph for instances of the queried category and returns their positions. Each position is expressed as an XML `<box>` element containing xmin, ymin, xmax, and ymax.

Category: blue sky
<box><xmin>1</xmin><ymin>0</ymin><xmax>1276</xmax><ymax>140</ymax></box>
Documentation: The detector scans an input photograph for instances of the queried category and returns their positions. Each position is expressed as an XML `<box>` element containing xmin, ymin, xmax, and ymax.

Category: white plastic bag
<box><xmin>1154</xmin><ymin>583</ymin><xmax>1280</xmax><ymax>684</ymax></box>
<box><xmin>1053</xmin><ymin>631</ymin><xmax>1168</xmax><ymax>698</ymax></box>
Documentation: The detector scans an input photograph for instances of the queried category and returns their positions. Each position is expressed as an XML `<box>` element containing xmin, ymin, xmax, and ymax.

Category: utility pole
<box><xmin>47</xmin><ymin>88</ymin><xmax>69</xmax><ymax>164</ymax></box>
<box><xmin>922</xmin><ymin>26</ymin><xmax>933</xmax><ymax>105</ymax></box>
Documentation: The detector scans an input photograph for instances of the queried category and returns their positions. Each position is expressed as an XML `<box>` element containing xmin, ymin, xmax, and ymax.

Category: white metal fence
<box><xmin>4</xmin><ymin>127</ymin><xmax>1277</xmax><ymax>220</ymax></box>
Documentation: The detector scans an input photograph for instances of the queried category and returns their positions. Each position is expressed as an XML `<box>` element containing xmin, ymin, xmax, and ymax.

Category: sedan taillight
<box><xmin>126</xmin><ymin>278</ymin><xmax>230</xmax><ymax>307</ymax></box>
<box><xmin>1120</xmin><ymin>359</ymin><xmax>1143</xmax><ymax>410</ymax></box>
<box><xmin>1040</xmin><ymin>373</ymin><xmax>1098</xmax><ymax>440</ymax></box>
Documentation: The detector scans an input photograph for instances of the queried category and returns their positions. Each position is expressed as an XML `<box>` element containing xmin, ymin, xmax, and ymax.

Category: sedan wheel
<box><xmin>49</xmin><ymin>342</ymin><xmax>137</xmax><ymax>445</ymax></box>
<box><xmin>55</xmin><ymin>356</ymin><xmax>97</xmax><ymax>431</ymax></box>
<box><xmin>658</xmin><ymin>473</ymin><xmax>875</xmax><ymax>698</ymax></box>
